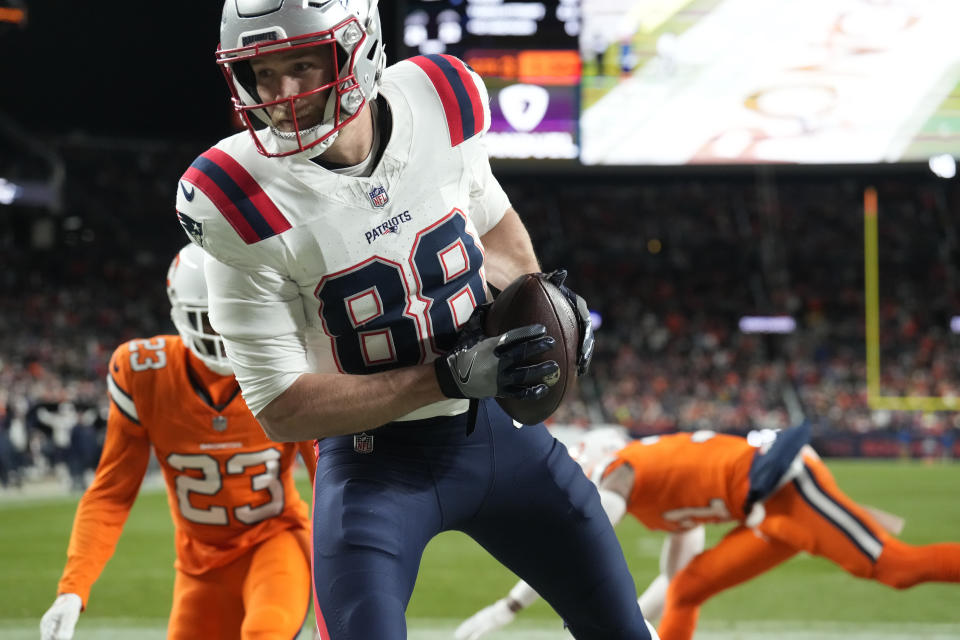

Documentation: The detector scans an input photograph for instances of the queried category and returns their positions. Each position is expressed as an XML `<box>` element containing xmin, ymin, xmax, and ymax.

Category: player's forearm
<box><xmin>480</xmin><ymin>208</ymin><xmax>540</xmax><ymax>290</ymax></box>
<box><xmin>637</xmin><ymin>573</ymin><xmax>669</xmax><ymax>621</ymax></box>
<box><xmin>57</xmin><ymin>420</ymin><xmax>147</xmax><ymax>605</ymax></box>
<box><xmin>59</xmin><ymin>523</ymin><xmax>126</xmax><ymax>605</ymax></box>
<box><xmin>663</xmin><ymin>527</ymin><xmax>705</xmax><ymax>576</ymax></box>
<box><xmin>58</xmin><ymin>488</ymin><xmax>138</xmax><ymax>605</ymax></box>
<box><xmin>507</xmin><ymin>580</ymin><xmax>541</xmax><ymax>610</ymax></box>
<box><xmin>257</xmin><ymin>364</ymin><xmax>447</xmax><ymax>441</ymax></box>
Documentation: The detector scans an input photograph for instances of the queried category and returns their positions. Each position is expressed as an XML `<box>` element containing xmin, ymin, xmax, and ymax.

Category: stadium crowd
<box><xmin>1</xmin><ymin>141</ymin><xmax>958</xmax><ymax>490</ymax></box>
<box><xmin>0</xmin><ymin>140</ymin><xmax>191</xmax><ymax>489</ymax></box>
<box><xmin>520</xmin><ymin>174</ymin><xmax>960</xmax><ymax>450</ymax></box>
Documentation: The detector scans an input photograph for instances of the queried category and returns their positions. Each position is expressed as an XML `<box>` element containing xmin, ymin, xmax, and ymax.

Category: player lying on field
<box><xmin>40</xmin><ymin>244</ymin><xmax>317</xmax><ymax>640</ymax></box>
<box><xmin>456</xmin><ymin>424</ymin><xmax>960</xmax><ymax>640</ymax></box>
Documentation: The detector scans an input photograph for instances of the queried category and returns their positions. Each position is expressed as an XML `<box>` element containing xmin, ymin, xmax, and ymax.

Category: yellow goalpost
<box><xmin>863</xmin><ymin>186</ymin><xmax>958</xmax><ymax>412</ymax></box>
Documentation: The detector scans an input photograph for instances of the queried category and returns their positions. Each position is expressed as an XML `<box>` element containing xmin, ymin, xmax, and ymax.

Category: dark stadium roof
<box><xmin>0</xmin><ymin>2</ymin><xmax>398</xmax><ymax>141</ymax></box>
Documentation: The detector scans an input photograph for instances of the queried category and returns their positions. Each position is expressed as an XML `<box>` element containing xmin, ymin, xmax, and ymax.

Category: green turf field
<box><xmin>2</xmin><ymin>460</ymin><xmax>958</xmax><ymax>638</ymax></box>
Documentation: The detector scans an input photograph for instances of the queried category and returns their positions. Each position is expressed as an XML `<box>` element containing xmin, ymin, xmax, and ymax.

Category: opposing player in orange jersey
<box><xmin>456</xmin><ymin>425</ymin><xmax>960</xmax><ymax>640</ymax></box>
<box><xmin>40</xmin><ymin>244</ymin><xmax>317</xmax><ymax>640</ymax></box>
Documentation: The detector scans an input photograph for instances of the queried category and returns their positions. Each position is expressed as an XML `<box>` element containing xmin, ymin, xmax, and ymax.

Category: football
<box><xmin>484</xmin><ymin>273</ymin><xmax>580</xmax><ymax>425</ymax></box>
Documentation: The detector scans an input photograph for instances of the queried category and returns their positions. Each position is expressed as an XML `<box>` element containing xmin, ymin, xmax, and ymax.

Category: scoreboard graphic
<box><xmin>399</xmin><ymin>0</ymin><xmax>582</xmax><ymax>163</ymax></box>
<box><xmin>398</xmin><ymin>0</ymin><xmax>960</xmax><ymax>166</ymax></box>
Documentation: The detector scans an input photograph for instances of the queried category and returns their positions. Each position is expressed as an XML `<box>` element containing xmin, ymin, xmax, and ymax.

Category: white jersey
<box><xmin>175</xmin><ymin>55</ymin><xmax>509</xmax><ymax>418</ymax></box>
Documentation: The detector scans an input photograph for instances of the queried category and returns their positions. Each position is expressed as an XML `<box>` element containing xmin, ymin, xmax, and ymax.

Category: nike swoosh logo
<box><xmin>180</xmin><ymin>181</ymin><xmax>195</xmax><ymax>202</ymax></box>
<box><xmin>457</xmin><ymin>353</ymin><xmax>477</xmax><ymax>384</ymax></box>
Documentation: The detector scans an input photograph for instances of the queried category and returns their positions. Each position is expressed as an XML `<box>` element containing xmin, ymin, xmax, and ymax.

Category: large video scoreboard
<box><xmin>400</xmin><ymin>0</ymin><xmax>582</xmax><ymax>164</ymax></box>
<box><xmin>397</xmin><ymin>0</ymin><xmax>960</xmax><ymax>168</ymax></box>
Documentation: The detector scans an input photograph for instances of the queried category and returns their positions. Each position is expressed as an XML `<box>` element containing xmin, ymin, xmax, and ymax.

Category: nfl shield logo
<box><xmin>368</xmin><ymin>186</ymin><xmax>389</xmax><ymax>208</ymax></box>
<box><xmin>211</xmin><ymin>415</ymin><xmax>228</xmax><ymax>432</ymax></box>
<box><xmin>353</xmin><ymin>432</ymin><xmax>374</xmax><ymax>454</ymax></box>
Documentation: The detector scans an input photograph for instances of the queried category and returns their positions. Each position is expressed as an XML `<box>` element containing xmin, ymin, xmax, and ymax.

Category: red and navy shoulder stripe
<box><xmin>409</xmin><ymin>54</ymin><xmax>487</xmax><ymax>147</ymax></box>
<box><xmin>183</xmin><ymin>148</ymin><xmax>291</xmax><ymax>244</ymax></box>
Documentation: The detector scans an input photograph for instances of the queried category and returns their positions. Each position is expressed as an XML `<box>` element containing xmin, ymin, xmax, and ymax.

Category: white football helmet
<box><xmin>166</xmin><ymin>244</ymin><xmax>233</xmax><ymax>375</ymax></box>
<box><xmin>217</xmin><ymin>0</ymin><xmax>386</xmax><ymax>158</ymax></box>
<box><xmin>568</xmin><ymin>427</ymin><xmax>631</xmax><ymax>482</ymax></box>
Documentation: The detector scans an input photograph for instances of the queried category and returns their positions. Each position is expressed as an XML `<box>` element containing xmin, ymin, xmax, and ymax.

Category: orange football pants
<box><xmin>167</xmin><ymin>527</ymin><xmax>312</xmax><ymax>640</ymax></box>
<box><xmin>658</xmin><ymin>457</ymin><xmax>960</xmax><ymax>640</ymax></box>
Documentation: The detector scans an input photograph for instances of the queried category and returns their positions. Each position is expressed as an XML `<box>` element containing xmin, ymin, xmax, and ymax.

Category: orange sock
<box><xmin>874</xmin><ymin>538</ymin><xmax>960</xmax><ymax>589</ymax></box>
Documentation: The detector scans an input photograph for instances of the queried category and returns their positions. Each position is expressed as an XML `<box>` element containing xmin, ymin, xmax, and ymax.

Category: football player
<box><xmin>174</xmin><ymin>1</ymin><xmax>652</xmax><ymax>638</ymax></box>
<box><xmin>40</xmin><ymin>244</ymin><xmax>316</xmax><ymax>640</ymax></box>
<box><xmin>456</xmin><ymin>425</ymin><xmax>960</xmax><ymax>640</ymax></box>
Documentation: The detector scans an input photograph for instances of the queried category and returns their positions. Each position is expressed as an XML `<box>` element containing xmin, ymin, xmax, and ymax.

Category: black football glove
<box><xmin>435</xmin><ymin>303</ymin><xmax>560</xmax><ymax>400</ymax></box>
<box><xmin>544</xmin><ymin>269</ymin><xmax>594</xmax><ymax>377</ymax></box>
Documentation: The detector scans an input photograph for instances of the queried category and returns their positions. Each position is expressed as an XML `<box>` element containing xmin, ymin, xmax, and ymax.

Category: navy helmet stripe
<box><xmin>190</xmin><ymin>156</ymin><xmax>275</xmax><ymax>241</ymax></box>
<box><xmin>424</xmin><ymin>54</ymin><xmax>476</xmax><ymax>140</ymax></box>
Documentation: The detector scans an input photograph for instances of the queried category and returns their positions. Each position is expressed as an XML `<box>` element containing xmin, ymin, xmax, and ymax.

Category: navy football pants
<box><xmin>311</xmin><ymin>399</ymin><xmax>650</xmax><ymax>639</ymax></box>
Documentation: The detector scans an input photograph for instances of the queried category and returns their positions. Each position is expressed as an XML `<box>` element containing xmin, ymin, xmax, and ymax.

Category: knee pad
<box><xmin>315</xmin><ymin>477</ymin><xmax>403</xmax><ymax>559</ymax></box>
<box><xmin>333</xmin><ymin>591</ymin><xmax>406</xmax><ymax>640</ymax></box>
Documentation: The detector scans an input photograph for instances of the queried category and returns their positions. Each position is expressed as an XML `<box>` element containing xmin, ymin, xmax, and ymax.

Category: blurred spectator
<box><xmin>1</xmin><ymin>138</ymin><xmax>189</xmax><ymax>489</ymax></box>
<box><xmin>507</xmin><ymin>173</ymin><xmax>959</xmax><ymax>443</ymax></box>
<box><xmin>2</xmin><ymin>139</ymin><xmax>958</xmax><ymax>485</ymax></box>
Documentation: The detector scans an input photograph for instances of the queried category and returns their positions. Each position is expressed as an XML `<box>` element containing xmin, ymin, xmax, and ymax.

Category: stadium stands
<box><xmin>1</xmin><ymin>141</ymin><xmax>958</xmax><ymax>489</ymax></box>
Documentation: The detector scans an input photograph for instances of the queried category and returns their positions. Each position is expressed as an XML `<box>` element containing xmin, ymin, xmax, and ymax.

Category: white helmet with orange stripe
<box><xmin>217</xmin><ymin>0</ymin><xmax>386</xmax><ymax>158</ymax></box>
<box><xmin>166</xmin><ymin>244</ymin><xmax>233</xmax><ymax>375</ymax></box>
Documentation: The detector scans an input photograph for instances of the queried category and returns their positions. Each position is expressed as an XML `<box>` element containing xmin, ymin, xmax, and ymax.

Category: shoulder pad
<box><xmin>107</xmin><ymin>336</ymin><xmax>175</xmax><ymax>424</ymax></box>
<box><xmin>405</xmin><ymin>54</ymin><xmax>491</xmax><ymax>147</ymax></box>
<box><xmin>178</xmin><ymin>144</ymin><xmax>291</xmax><ymax>247</ymax></box>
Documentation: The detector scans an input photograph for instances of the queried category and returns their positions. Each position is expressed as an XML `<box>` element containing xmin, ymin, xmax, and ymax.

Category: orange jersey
<box><xmin>605</xmin><ymin>431</ymin><xmax>755</xmax><ymax>533</ymax></box>
<box><xmin>57</xmin><ymin>336</ymin><xmax>314</xmax><ymax>605</ymax></box>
